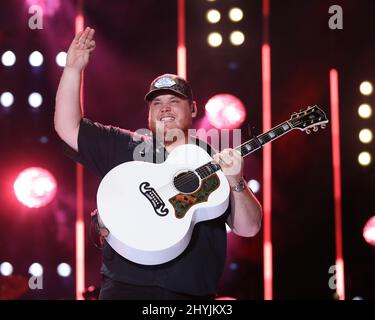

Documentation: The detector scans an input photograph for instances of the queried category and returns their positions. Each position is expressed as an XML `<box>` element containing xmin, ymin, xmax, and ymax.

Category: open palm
<box><xmin>66</xmin><ymin>27</ymin><xmax>96</xmax><ymax>71</ymax></box>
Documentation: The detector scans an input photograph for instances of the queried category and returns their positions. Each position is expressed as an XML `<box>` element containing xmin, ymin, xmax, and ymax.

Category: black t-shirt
<box><xmin>65</xmin><ymin>118</ymin><xmax>230</xmax><ymax>296</ymax></box>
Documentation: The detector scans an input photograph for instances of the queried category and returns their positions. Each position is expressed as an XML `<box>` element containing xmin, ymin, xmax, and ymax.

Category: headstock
<box><xmin>290</xmin><ymin>105</ymin><xmax>329</xmax><ymax>134</ymax></box>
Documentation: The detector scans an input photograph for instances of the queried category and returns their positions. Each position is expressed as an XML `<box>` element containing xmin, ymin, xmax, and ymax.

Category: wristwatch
<box><xmin>232</xmin><ymin>178</ymin><xmax>246</xmax><ymax>192</ymax></box>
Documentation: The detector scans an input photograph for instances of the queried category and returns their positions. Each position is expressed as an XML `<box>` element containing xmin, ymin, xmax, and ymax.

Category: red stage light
<box><xmin>363</xmin><ymin>215</ymin><xmax>375</xmax><ymax>247</ymax></box>
<box><xmin>205</xmin><ymin>94</ymin><xmax>246</xmax><ymax>129</ymax></box>
<box><xmin>13</xmin><ymin>167</ymin><xmax>57</xmax><ymax>208</ymax></box>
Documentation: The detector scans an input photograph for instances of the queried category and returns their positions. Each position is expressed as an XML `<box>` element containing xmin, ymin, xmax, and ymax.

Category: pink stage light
<box><xmin>363</xmin><ymin>216</ymin><xmax>375</xmax><ymax>247</ymax></box>
<box><xmin>13</xmin><ymin>167</ymin><xmax>57</xmax><ymax>208</ymax></box>
<box><xmin>25</xmin><ymin>0</ymin><xmax>61</xmax><ymax>16</ymax></box>
<box><xmin>205</xmin><ymin>94</ymin><xmax>246</xmax><ymax>130</ymax></box>
<box><xmin>215</xmin><ymin>296</ymin><xmax>237</xmax><ymax>300</ymax></box>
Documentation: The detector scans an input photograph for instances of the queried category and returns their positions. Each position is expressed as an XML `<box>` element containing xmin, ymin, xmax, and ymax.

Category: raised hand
<box><xmin>66</xmin><ymin>27</ymin><xmax>96</xmax><ymax>71</ymax></box>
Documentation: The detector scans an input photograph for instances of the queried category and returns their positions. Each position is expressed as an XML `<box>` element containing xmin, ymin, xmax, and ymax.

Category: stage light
<box><xmin>206</xmin><ymin>9</ymin><xmax>221</xmax><ymax>24</ymax></box>
<box><xmin>25</xmin><ymin>0</ymin><xmax>61</xmax><ymax>16</ymax></box>
<box><xmin>28</xmin><ymin>92</ymin><xmax>43</xmax><ymax>108</ymax></box>
<box><xmin>248</xmin><ymin>179</ymin><xmax>260</xmax><ymax>193</ymax></box>
<box><xmin>207</xmin><ymin>32</ymin><xmax>223</xmax><ymax>47</ymax></box>
<box><xmin>0</xmin><ymin>92</ymin><xmax>14</xmax><ymax>108</ymax></box>
<box><xmin>228</xmin><ymin>61</ymin><xmax>240</xmax><ymax>70</ymax></box>
<box><xmin>39</xmin><ymin>136</ymin><xmax>49</xmax><ymax>144</ymax></box>
<box><xmin>359</xmin><ymin>129</ymin><xmax>373</xmax><ymax>144</ymax></box>
<box><xmin>358</xmin><ymin>151</ymin><xmax>371</xmax><ymax>166</ymax></box>
<box><xmin>359</xmin><ymin>81</ymin><xmax>373</xmax><ymax>96</ymax></box>
<box><xmin>1</xmin><ymin>50</ymin><xmax>16</xmax><ymax>66</ymax></box>
<box><xmin>28</xmin><ymin>263</ymin><xmax>43</xmax><ymax>277</ymax></box>
<box><xmin>83</xmin><ymin>285</ymin><xmax>100</xmax><ymax>300</ymax></box>
<box><xmin>205</xmin><ymin>94</ymin><xmax>246</xmax><ymax>129</ymax></box>
<box><xmin>229</xmin><ymin>30</ymin><xmax>245</xmax><ymax>46</ymax></box>
<box><xmin>29</xmin><ymin>51</ymin><xmax>44</xmax><ymax>67</ymax></box>
<box><xmin>216</xmin><ymin>296</ymin><xmax>237</xmax><ymax>300</ymax></box>
<box><xmin>13</xmin><ymin>167</ymin><xmax>57</xmax><ymax>208</ymax></box>
<box><xmin>57</xmin><ymin>263</ymin><xmax>71</xmax><ymax>277</ymax></box>
<box><xmin>229</xmin><ymin>262</ymin><xmax>239</xmax><ymax>271</ymax></box>
<box><xmin>358</xmin><ymin>104</ymin><xmax>372</xmax><ymax>119</ymax></box>
<box><xmin>229</xmin><ymin>7</ymin><xmax>243</xmax><ymax>22</ymax></box>
<box><xmin>0</xmin><ymin>262</ymin><xmax>14</xmax><ymax>276</ymax></box>
<box><xmin>363</xmin><ymin>215</ymin><xmax>375</xmax><ymax>247</ymax></box>
<box><xmin>56</xmin><ymin>51</ymin><xmax>67</xmax><ymax>67</ymax></box>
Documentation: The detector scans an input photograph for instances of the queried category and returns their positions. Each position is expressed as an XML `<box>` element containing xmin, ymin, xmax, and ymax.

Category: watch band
<box><xmin>232</xmin><ymin>178</ymin><xmax>245</xmax><ymax>192</ymax></box>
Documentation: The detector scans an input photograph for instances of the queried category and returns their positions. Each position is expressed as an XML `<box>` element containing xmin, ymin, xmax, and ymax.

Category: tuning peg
<box><xmin>313</xmin><ymin>126</ymin><xmax>319</xmax><ymax>132</ymax></box>
<box><xmin>306</xmin><ymin>129</ymin><xmax>311</xmax><ymax>134</ymax></box>
<box><xmin>320</xmin><ymin>124</ymin><xmax>326</xmax><ymax>129</ymax></box>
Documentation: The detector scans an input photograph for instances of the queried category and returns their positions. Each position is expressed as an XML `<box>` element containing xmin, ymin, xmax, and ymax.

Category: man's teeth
<box><xmin>160</xmin><ymin>116</ymin><xmax>175</xmax><ymax>122</ymax></box>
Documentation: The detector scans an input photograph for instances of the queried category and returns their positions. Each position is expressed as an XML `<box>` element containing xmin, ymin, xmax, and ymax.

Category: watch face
<box><xmin>234</xmin><ymin>179</ymin><xmax>245</xmax><ymax>192</ymax></box>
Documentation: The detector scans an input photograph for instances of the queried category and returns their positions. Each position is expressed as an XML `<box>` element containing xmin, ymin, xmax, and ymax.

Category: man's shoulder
<box><xmin>82</xmin><ymin>118</ymin><xmax>150</xmax><ymax>143</ymax></box>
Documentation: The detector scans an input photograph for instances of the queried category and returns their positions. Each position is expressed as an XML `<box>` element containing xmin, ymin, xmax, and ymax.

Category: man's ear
<box><xmin>191</xmin><ymin>101</ymin><xmax>197</xmax><ymax>118</ymax></box>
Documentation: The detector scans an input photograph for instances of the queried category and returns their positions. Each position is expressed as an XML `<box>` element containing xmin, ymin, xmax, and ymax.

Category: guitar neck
<box><xmin>235</xmin><ymin>120</ymin><xmax>294</xmax><ymax>158</ymax></box>
<box><xmin>195</xmin><ymin>120</ymin><xmax>295</xmax><ymax>179</ymax></box>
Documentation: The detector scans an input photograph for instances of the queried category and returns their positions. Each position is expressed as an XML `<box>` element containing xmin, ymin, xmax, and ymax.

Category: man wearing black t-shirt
<box><xmin>55</xmin><ymin>27</ymin><xmax>262</xmax><ymax>300</ymax></box>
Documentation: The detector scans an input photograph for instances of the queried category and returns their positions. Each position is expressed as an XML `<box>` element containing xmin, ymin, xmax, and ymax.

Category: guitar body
<box><xmin>96</xmin><ymin>105</ymin><xmax>329</xmax><ymax>266</ymax></box>
<box><xmin>97</xmin><ymin>144</ymin><xmax>230</xmax><ymax>265</ymax></box>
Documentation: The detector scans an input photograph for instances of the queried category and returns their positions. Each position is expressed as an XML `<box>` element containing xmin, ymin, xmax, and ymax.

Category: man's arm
<box><xmin>214</xmin><ymin>149</ymin><xmax>263</xmax><ymax>237</ymax></box>
<box><xmin>54</xmin><ymin>27</ymin><xmax>96</xmax><ymax>152</ymax></box>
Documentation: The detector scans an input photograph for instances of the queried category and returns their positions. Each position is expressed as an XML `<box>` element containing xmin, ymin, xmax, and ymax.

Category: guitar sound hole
<box><xmin>173</xmin><ymin>171</ymin><xmax>200</xmax><ymax>194</ymax></box>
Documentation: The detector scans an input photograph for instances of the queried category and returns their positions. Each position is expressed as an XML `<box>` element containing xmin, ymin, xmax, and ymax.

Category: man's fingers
<box><xmin>214</xmin><ymin>153</ymin><xmax>230</xmax><ymax>167</ymax></box>
<box><xmin>88</xmin><ymin>41</ymin><xmax>96</xmax><ymax>53</ymax></box>
<box><xmin>73</xmin><ymin>30</ymin><xmax>84</xmax><ymax>42</ymax></box>
<box><xmin>87</xmin><ymin>28</ymin><xmax>95</xmax><ymax>41</ymax></box>
<box><xmin>213</xmin><ymin>154</ymin><xmax>222</xmax><ymax>164</ymax></box>
<box><xmin>77</xmin><ymin>27</ymin><xmax>90</xmax><ymax>44</ymax></box>
<box><xmin>221</xmin><ymin>156</ymin><xmax>233</xmax><ymax>166</ymax></box>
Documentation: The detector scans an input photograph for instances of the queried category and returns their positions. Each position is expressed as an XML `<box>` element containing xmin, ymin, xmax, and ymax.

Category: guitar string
<box><xmin>153</xmin><ymin>126</ymin><xmax>291</xmax><ymax>197</ymax></box>
<box><xmin>146</xmin><ymin>120</ymin><xmax>321</xmax><ymax>197</ymax></box>
<box><xmin>157</xmin><ymin>140</ymin><xmax>258</xmax><ymax>192</ymax></box>
<box><xmin>156</xmin><ymin>145</ymin><xmax>245</xmax><ymax>192</ymax></box>
<box><xmin>168</xmin><ymin>142</ymin><xmax>251</xmax><ymax>188</ymax></box>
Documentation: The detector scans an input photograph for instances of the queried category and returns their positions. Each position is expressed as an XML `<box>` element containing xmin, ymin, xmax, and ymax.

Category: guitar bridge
<box><xmin>139</xmin><ymin>182</ymin><xmax>169</xmax><ymax>216</ymax></box>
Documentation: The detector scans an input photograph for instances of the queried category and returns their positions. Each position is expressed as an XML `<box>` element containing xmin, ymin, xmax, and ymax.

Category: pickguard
<box><xmin>169</xmin><ymin>174</ymin><xmax>220</xmax><ymax>219</ymax></box>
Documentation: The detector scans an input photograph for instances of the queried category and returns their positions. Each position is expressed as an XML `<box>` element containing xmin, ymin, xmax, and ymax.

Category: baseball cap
<box><xmin>144</xmin><ymin>74</ymin><xmax>194</xmax><ymax>102</ymax></box>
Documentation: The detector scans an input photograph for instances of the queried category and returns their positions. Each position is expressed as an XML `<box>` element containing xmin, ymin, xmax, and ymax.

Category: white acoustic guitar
<box><xmin>97</xmin><ymin>106</ymin><xmax>328</xmax><ymax>265</ymax></box>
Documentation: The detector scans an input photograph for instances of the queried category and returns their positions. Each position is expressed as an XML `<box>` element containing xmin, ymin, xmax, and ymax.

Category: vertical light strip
<box><xmin>75</xmin><ymin>1</ymin><xmax>85</xmax><ymax>301</ymax></box>
<box><xmin>262</xmin><ymin>0</ymin><xmax>273</xmax><ymax>300</ymax></box>
<box><xmin>329</xmin><ymin>69</ymin><xmax>345</xmax><ymax>300</ymax></box>
<box><xmin>177</xmin><ymin>0</ymin><xmax>187</xmax><ymax>78</ymax></box>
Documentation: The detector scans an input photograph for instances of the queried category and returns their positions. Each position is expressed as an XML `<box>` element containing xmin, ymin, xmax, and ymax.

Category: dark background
<box><xmin>0</xmin><ymin>0</ymin><xmax>374</xmax><ymax>299</ymax></box>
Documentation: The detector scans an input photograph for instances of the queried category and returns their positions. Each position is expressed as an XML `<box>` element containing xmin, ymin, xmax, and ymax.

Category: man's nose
<box><xmin>160</xmin><ymin>103</ymin><xmax>172</xmax><ymax>112</ymax></box>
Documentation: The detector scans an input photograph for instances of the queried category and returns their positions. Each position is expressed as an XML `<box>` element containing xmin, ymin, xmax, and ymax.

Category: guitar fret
<box><xmin>236</xmin><ymin>121</ymin><xmax>294</xmax><ymax>157</ymax></box>
<box><xmin>195</xmin><ymin>161</ymin><xmax>222</xmax><ymax>179</ymax></box>
<box><xmin>196</xmin><ymin>120</ymin><xmax>297</xmax><ymax>176</ymax></box>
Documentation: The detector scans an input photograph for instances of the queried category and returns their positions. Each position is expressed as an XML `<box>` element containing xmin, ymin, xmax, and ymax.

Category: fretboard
<box><xmin>195</xmin><ymin>120</ymin><xmax>294</xmax><ymax>179</ymax></box>
<box><xmin>196</xmin><ymin>162</ymin><xmax>221</xmax><ymax>179</ymax></box>
<box><xmin>235</xmin><ymin>120</ymin><xmax>293</xmax><ymax>157</ymax></box>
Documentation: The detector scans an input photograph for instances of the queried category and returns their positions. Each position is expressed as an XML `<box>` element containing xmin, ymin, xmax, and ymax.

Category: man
<box><xmin>55</xmin><ymin>27</ymin><xmax>262</xmax><ymax>299</ymax></box>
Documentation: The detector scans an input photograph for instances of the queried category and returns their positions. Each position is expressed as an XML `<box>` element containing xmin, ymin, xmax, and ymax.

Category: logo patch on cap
<box><xmin>154</xmin><ymin>77</ymin><xmax>176</xmax><ymax>88</ymax></box>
